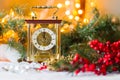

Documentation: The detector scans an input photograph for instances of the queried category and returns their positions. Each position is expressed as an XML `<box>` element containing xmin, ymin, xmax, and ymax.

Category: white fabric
<box><xmin>0</xmin><ymin>62</ymin><xmax>120</xmax><ymax>80</ymax></box>
<box><xmin>0</xmin><ymin>44</ymin><xmax>21</xmax><ymax>62</ymax></box>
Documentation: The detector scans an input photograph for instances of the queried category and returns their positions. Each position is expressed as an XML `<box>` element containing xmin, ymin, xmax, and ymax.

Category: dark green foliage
<box><xmin>61</xmin><ymin>8</ymin><xmax>120</xmax><ymax>57</ymax></box>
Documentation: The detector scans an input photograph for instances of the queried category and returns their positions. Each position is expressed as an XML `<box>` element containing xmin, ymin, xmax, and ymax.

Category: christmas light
<box><xmin>75</xmin><ymin>16</ymin><xmax>80</xmax><ymax>21</ymax></box>
<box><xmin>65</xmin><ymin>10</ymin><xmax>70</xmax><ymax>15</ymax></box>
<box><xmin>65</xmin><ymin>0</ymin><xmax>70</xmax><ymax>6</ymax></box>
<box><xmin>73</xmin><ymin>10</ymin><xmax>77</xmax><ymax>15</ymax></box>
<box><xmin>64</xmin><ymin>24</ymin><xmax>69</xmax><ymax>29</ymax></box>
<box><xmin>68</xmin><ymin>15</ymin><xmax>73</xmax><ymax>19</ymax></box>
<box><xmin>57</xmin><ymin>3</ymin><xmax>62</xmax><ymax>8</ymax></box>
<box><xmin>61</xmin><ymin>28</ymin><xmax>65</xmax><ymax>33</ymax></box>
<box><xmin>78</xmin><ymin>9</ymin><xmax>83</xmax><ymax>14</ymax></box>
<box><xmin>90</xmin><ymin>2</ymin><xmax>95</xmax><ymax>7</ymax></box>
<box><xmin>83</xmin><ymin>18</ymin><xmax>89</xmax><ymax>24</ymax></box>
<box><xmin>9</xmin><ymin>9</ymin><xmax>14</xmax><ymax>17</ymax></box>
<box><xmin>1</xmin><ymin>18</ymin><xmax>5</xmax><ymax>23</ymax></box>
<box><xmin>31</xmin><ymin>12</ymin><xmax>35</xmax><ymax>17</ymax></box>
<box><xmin>75</xmin><ymin>3</ymin><xmax>80</xmax><ymax>8</ymax></box>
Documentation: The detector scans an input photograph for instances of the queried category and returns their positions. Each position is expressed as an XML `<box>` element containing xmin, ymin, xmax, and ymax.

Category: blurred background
<box><xmin>0</xmin><ymin>0</ymin><xmax>120</xmax><ymax>20</ymax></box>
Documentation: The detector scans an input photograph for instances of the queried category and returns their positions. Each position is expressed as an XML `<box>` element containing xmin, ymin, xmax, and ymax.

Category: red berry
<box><xmin>83</xmin><ymin>58</ymin><xmax>90</xmax><ymax>64</ymax></box>
<box><xmin>117</xmin><ymin>53</ymin><xmax>120</xmax><ymax>57</ymax></box>
<box><xmin>94</xmin><ymin>70</ymin><xmax>101</xmax><ymax>75</ymax></box>
<box><xmin>115</xmin><ymin>57</ymin><xmax>119</xmax><ymax>63</ymax></box>
<box><xmin>73</xmin><ymin>53</ymin><xmax>80</xmax><ymax>62</ymax></box>
<box><xmin>84</xmin><ymin>64</ymin><xmax>89</xmax><ymax>68</ymax></box>
<box><xmin>94</xmin><ymin>47</ymin><xmax>98</xmax><ymax>50</ymax></box>
<box><xmin>98</xmin><ymin>58</ymin><xmax>103</xmax><ymax>63</ymax></box>
<box><xmin>89</xmin><ymin>64</ymin><xmax>96</xmax><ymax>71</ymax></box>
<box><xmin>90</xmin><ymin>45</ymin><xmax>94</xmax><ymax>48</ymax></box>
<box><xmin>81</xmin><ymin>67</ymin><xmax>85</xmax><ymax>72</ymax></box>
<box><xmin>75</xmin><ymin>69</ymin><xmax>81</xmax><ymax>75</ymax></box>
<box><xmin>43</xmin><ymin>65</ymin><xmax>47</xmax><ymax>69</ymax></box>
<box><xmin>112</xmin><ymin>67</ymin><xmax>118</xmax><ymax>71</ymax></box>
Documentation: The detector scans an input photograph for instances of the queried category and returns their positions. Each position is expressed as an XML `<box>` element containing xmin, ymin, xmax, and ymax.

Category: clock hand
<box><xmin>43</xmin><ymin>32</ymin><xmax>46</xmax><ymax>40</ymax></box>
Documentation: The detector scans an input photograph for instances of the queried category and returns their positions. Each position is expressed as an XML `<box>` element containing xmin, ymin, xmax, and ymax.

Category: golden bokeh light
<box><xmin>75</xmin><ymin>16</ymin><xmax>79</xmax><ymax>21</ymax></box>
<box><xmin>65</xmin><ymin>0</ymin><xmax>70</xmax><ymax>6</ymax></box>
<box><xmin>75</xmin><ymin>3</ymin><xmax>81</xmax><ymax>8</ymax></box>
<box><xmin>57</xmin><ymin>3</ymin><xmax>63</xmax><ymax>8</ymax></box>
<box><xmin>83</xmin><ymin>18</ymin><xmax>89</xmax><ymax>24</ymax></box>
<box><xmin>78</xmin><ymin>9</ymin><xmax>83</xmax><ymax>14</ymax></box>
<box><xmin>9</xmin><ymin>9</ymin><xmax>15</xmax><ymax>17</ymax></box>
<box><xmin>68</xmin><ymin>15</ymin><xmax>73</xmax><ymax>19</ymax></box>
<box><xmin>65</xmin><ymin>10</ymin><xmax>70</xmax><ymax>15</ymax></box>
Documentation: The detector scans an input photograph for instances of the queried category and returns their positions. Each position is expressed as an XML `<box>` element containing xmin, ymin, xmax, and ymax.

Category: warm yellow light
<box><xmin>65</xmin><ymin>10</ymin><xmax>70</xmax><ymax>15</ymax></box>
<box><xmin>78</xmin><ymin>9</ymin><xmax>83</xmax><ymax>14</ymax></box>
<box><xmin>68</xmin><ymin>15</ymin><xmax>73</xmax><ymax>19</ymax></box>
<box><xmin>48</xmin><ymin>24</ymin><xmax>53</xmax><ymax>28</ymax></box>
<box><xmin>57</xmin><ymin>3</ymin><xmax>62</xmax><ymax>8</ymax></box>
<box><xmin>83</xmin><ymin>18</ymin><xmax>89</xmax><ymax>24</ymax></box>
<box><xmin>90</xmin><ymin>2</ymin><xmax>95</xmax><ymax>7</ymax></box>
<box><xmin>73</xmin><ymin>10</ymin><xmax>77</xmax><ymax>15</ymax></box>
<box><xmin>1</xmin><ymin>18</ymin><xmax>5</xmax><ymax>23</ymax></box>
<box><xmin>10</xmin><ymin>9</ymin><xmax>14</xmax><ymax>17</ymax></box>
<box><xmin>61</xmin><ymin>24</ymin><xmax>69</xmax><ymax>33</ymax></box>
<box><xmin>4</xmin><ymin>30</ymin><xmax>19</xmax><ymax>42</ymax></box>
<box><xmin>35</xmin><ymin>24</ymin><xmax>41</xmax><ymax>30</ymax></box>
<box><xmin>31</xmin><ymin>12</ymin><xmax>36</xmax><ymax>17</ymax></box>
<box><xmin>61</xmin><ymin>28</ymin><xmax>65</xmax><ymax>33</ymax></box>
<box><xmin>75</xmin><ymin>3</ymin><xmax>80</xmax><ymax>8</ymax></box>
<box><xmin>75</xmin><ymin>16</ymin><xmax>80</xmax><ymax>21</ymax></box>
<box><xmin>65</xmin><ymin>0</ymin><xmax>70</xmax><ymax>6</ymax></box>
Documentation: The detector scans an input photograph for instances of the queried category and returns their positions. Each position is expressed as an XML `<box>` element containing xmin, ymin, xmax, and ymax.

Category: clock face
<box><xmin>32</xmin><ymin>28</ymin><xmax>56</xmax><ymax>51</ymax></box>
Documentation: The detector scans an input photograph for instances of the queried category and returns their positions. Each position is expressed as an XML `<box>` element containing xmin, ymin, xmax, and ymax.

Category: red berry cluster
<box><xmin>70</xmin><ymin>53</ymin><xmax>89</xmax><ymax>65</ymax></box>
<box><xmin>71</xmin><ymin>40</ymin><xmax>120</xmax><ymax>75</ymax></box>
<box><xmin>71</xmin><ymin>53</ymin><xmax>96</xmax><ymax>75</ymax></box>
<box><xmin>36</xmin><ymin>65</ymin><xmax>47</xmax><ymax>71</ymax></box>
<box><xmin>89</xmin><ymin>40</ymin><xmax>120</xmax><ymax>75</ymax></box>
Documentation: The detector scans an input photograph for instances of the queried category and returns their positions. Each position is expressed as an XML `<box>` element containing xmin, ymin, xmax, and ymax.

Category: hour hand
<box><xmin>43</xmin><ymin>32</ymin><xmax>46</xmax><ymax>40</ymax></box>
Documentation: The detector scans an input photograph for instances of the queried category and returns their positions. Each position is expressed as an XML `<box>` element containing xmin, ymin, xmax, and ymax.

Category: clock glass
<box><xmin>32</xmin><ymin>28</ymin><xmax>56</xmax><ymax>51</ymax></box>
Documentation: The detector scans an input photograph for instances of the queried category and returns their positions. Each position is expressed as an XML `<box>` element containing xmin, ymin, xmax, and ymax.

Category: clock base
<box><xmin>34</xmin><ymin>51</ymin><xmax>51</xmax><ymax>62</ymax></box>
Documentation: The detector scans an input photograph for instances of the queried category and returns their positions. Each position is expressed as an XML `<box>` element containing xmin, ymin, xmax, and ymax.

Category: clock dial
<box><xmin>32</xmin><ymin>28</ymin><xmax>56</xmax><ymax>51</ymax></box>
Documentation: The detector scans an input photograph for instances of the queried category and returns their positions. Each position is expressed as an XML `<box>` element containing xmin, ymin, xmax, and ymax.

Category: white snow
<box><xmin>0</xmin><ymin>44</ymin><xmax>120</xmax><ymax>80</ymax></box>
<box><xmin>0</xmin><ymin>44</ymin><xmax>21</xmax><ymax>62</ymax></box>
<box><xmin>0</xmin><ymin>62</ymin><xmax>120</xmax><ymax>80</ymax></box>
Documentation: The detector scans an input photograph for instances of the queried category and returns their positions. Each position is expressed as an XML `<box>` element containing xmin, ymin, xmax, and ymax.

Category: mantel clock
<box><xmin>25</xmin><ymin>19</ymin><xmax>61</xmax><ymax>62</ymax></box>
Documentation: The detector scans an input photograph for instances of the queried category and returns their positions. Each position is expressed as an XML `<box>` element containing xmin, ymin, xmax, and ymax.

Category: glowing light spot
<box><xmin>75</xmin><ymin>3</ymin><xmax>80</xmax><ymax>8</ymax></box>
<box><xmin>75</xmin><ymin>16</ymin><xmax>80</xmax><ymax>21</ymax></box>
<box><xmin>65</xmin><ymin>0</ymin><xmax>70</xmax><ymax>6</ymax></box>
<box><xmin>78</xmin><ymin>9</ymin><xmax>83</xmax><ymax>14</ymax></box>
<box><xmin>65</xmin><ymin>10</ymin><xmax>70</xmax><ymax>15</ymax></box>
<box><xmin>90</xmin><ymin>2</ymin><xmax>95</xmax><ymax>7</ymax></box>
<box><xmin>68</xmin><ymin>15</ymin><xmax>73</xmax><ymax>19</ymax></box>
<box><xmin>83</xmin><ymin>18</ymin><xmax>89</xmax><ymax>23</ymax></box>
<box><xmin>31</xmin><ymin>11</ymin><xmax>36</xmax><ymax>18</ymax></box>
<box><xmin>57</xmin><ymin>3</ymin><xmax>62</xmax><ymax>8</ymax></box>
<box><xmin>9</xmin><ymin>9</ymin><xmax>14</xmax><ymax>17</ymax></box>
